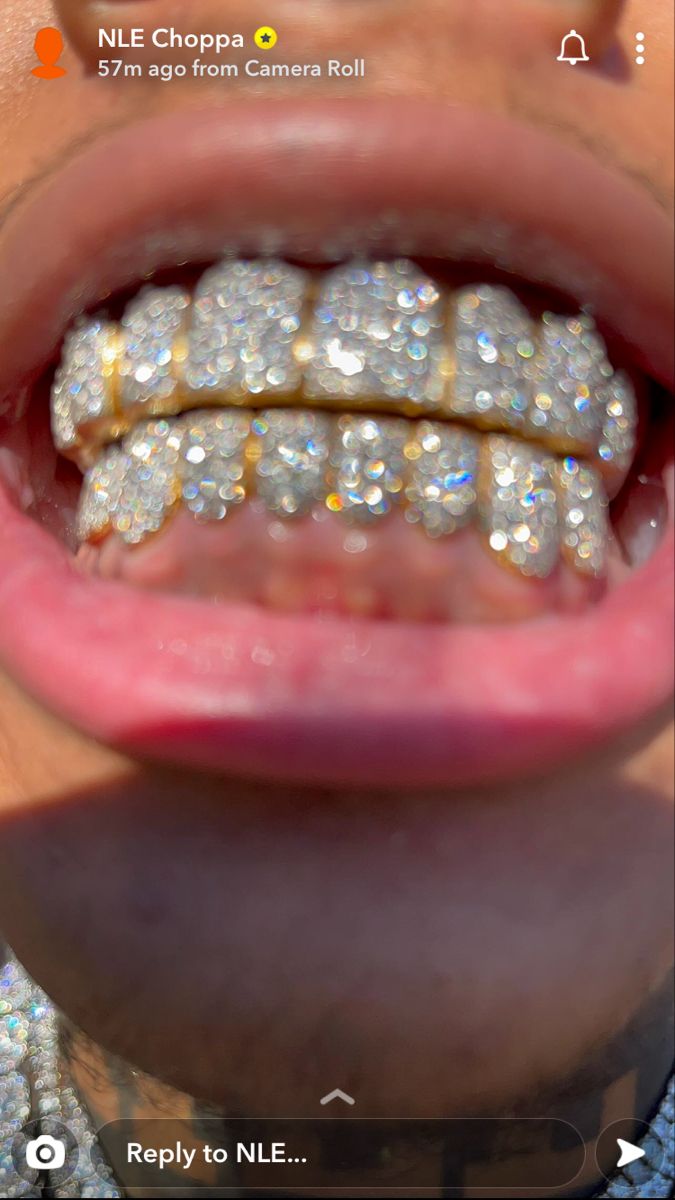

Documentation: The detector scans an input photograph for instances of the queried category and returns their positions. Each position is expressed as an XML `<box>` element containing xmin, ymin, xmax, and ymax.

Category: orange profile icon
<box><xmin>32</xmin><ymin>27</ymin><xmax>67</xmax><ymax>79</ymax></box>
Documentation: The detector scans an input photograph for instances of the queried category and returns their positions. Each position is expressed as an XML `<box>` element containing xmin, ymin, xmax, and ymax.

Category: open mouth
<box><xmin>0</xmin><ymin>99</ymin><xmax>672</xmax><ymax>786</ymax></box>
<box><xmin>62</xmin><ymin>259</ymin><xmax>635</xmax><ymax>612</ymax></box>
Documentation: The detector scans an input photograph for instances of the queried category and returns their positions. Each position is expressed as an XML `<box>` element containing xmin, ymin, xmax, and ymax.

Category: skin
<box><xmin>0</xmin><ymin>0</ymin><xmax>673</xmax><ymax>1192</ymax></box>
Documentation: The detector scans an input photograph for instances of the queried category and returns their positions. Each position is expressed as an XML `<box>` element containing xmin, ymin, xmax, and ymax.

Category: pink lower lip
<box><xmin>0</xmin><ymin>98</ymin><xmax>672</xmax><ymax>786</ymax></box>
<box><xmin>0</xmin><ymin>483</ymin><xmax>672</xmax><ymax>786</ymax></box>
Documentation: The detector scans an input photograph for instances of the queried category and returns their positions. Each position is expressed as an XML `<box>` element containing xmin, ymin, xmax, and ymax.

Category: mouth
<box><xmin>0</xmin><ymin>98</ymin><xmax>672</xmax><ymax>787</ymax></box>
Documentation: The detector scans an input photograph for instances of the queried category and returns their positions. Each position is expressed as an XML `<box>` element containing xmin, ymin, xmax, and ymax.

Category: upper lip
<box><xmin>0</xmin><ymin>97</ymin><xmax>673</xmax><ymax>415</ymax></box>
<box><xmin>0</xmin><ymin>98</ymin><xmax>672</xmax><ymax>787</ymax></box>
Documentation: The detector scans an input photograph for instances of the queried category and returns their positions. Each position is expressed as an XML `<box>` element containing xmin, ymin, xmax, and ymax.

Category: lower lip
<box><xmin>0</xmin><ymin>477</ymin><xmax>672</xmax><ymax>786</ymax></box>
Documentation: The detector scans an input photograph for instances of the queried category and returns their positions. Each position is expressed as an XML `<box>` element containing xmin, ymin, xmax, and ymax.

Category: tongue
<box><xmin>78</xmin><ymin>505</ymin><xmax>610</xmax><ymax>623</ymax></box>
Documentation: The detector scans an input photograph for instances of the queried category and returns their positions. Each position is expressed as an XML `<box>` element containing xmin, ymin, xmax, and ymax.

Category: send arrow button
<box><xmin>616</xmin><ymin>1139</ymin><xmax>646</xmax><ymax>1168</ymax></box>
<box><xmin>596</xmin><ymin>1119</ymin><xmax>662</xmax><ymax>1182</ymax></box>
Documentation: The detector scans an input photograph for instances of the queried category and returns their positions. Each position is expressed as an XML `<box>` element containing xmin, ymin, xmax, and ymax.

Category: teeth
<box><xmin>451</xmin><ymin>285</ymin><xmax>535</xmax><ymax>432</ymax></box>
<box><xmin>76</xmin><ymin>422</ymin><xmax>184</xmax><ymax>547</ymax></box>
<box><xmin>111</xmin><ymin>419</ymin><xmax>183</xmax><ymax>544</ymax></box>
<box><xmin>598</xmin><ymin>369</ymin><xmax>639</xmax><ymax>487</ymax></box>
<box><xmin>304</xmin><ymin>260</ymin><xmax>448</xmax><ymax>410</ymax></box>
<box><xmin>118</xmin><ymin>286</ymin><xmax>191</xmax><ymax>414</ymax></box>
<box><xmin>76</xmin><ymin>445</ymin><xmax>129</xmax><ymax>542</ymax></box>
<box><xmin>480</xmin><ymin>436</ymin><xmax>560</xmax><ymax>578</ymax></box>
<box><xmin>405</xmin><ymin>422</ymin><xmax>480</xmax><ymax>536</ymax></box>
<box><xmin>186</xmin><ymin>259</ymin><xmax>307</xmax><ymax>397</ymax></box>
<box><xmin>328</xmin><ymin>415</ymin><xmax>409</xmax><ymax>521</ymax></box>
<box><xmin>251</xmin><ymin>409</ymin><xmax>332</xmax><ymax>516</ymax></box>
<box><xmin>75</xmin><ymin>409</ymin><xmax>612</xmax><ymax>579</ymax></box>
<box><xmin>51</xmin><ymin>317</ymin><xmax>117</xmax><ymax>452</ymax></box>
<box><xmin>554</xmin><ymin>457</ymin><xmax>609</xmax><ymax>577</ymax></box>
<box><xmin>51</xmin><ymin>259</ymin><xmax>637</xmax><ymax>489</ymax></box>
<box><xmin>528</xmin><ymin>312</ymin><xmax>612</xmax><ymax>448</ymax></box>
<box><xmin>51</xmin><ymin>256</ymin><xmax>637</xmax><ymax>581</ymax></box>
<box><xmin>179</xmin><ymin>410</ymin><xmax>250</xmax><ymax>521</ymax></box>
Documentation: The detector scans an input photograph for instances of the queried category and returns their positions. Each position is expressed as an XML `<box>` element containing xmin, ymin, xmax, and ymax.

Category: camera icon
<box><xmin>12</xmin><ymin>1119</ymin><xmax>76</xmax><ymax>1184</ymax></box>
<box><xmin>25</xmin><ymin>1134</ymin><xmax>67</xmax><ymax>1171</ymax></box>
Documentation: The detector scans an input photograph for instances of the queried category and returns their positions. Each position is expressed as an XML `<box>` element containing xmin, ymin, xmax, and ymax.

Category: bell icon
<box><xmin>557</xmin><ymin>30</ymin><xmax>590</xmax><ymax>65</ymax></box>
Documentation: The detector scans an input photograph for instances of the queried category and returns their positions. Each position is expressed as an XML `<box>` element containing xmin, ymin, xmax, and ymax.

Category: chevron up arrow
<box><xmin>320</xmin><ymin>1088</ymin><xmax>355</xmax><ymax>1106</ymax></box>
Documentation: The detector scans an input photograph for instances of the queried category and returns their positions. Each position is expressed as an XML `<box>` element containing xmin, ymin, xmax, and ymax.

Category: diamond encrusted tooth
<box><xmin>118</xmin><ymin>286</ymin><xmax>191</xmax><ymax>414</ymax></box>
<box><xmin>179</xmin><ymin>410</ymin><xmax>250</xmax><ymax>521</ymax></box>
<box><xmin>50</xmin><ymin>316</ymin><xmax>117</xmax><ymax>452</ymax></box>
<box><xmin>327</xmin><ymin>414</ymin><xmax>409</xmax><ymax>522</ymax></box>
<box><xmin>75</xmin><ymin>445</ymin><xmax>129</xmax><ymax>543</ymax></box>
<box><xmin>186</xmin><ymin>259</ymin><xmax>308</xmax><ymax>398</ymax></box>
<box><xmin>527</xmin><ymin>312</ymin><xmax>613</xmax><ymax>450</ymax></box>
<box><xmin>480</xmin><ymin>435</ymin><xmax>560</xmax><ymax>578</ymax></box>
<box><xmin>111</xmin><ymin>419</ymin><xmax>183</xmax><ymax>544</ymax></box>
<box><xmin>251</xmin><ymin>409</ymin><xmax>332</xmax><ymax>516</ymax></box>
<box><xmin>554</xmin><ymin>457</ymin><xmax>609</xmax><ymax>576</ymax></box>
<box><xmin>304</xmin><ymin>260</ymin><xmax>447</xmax><ymax>409</ymax></box>
<box><xmin>405</xmin><ymin>422</ymin><xmax>480</xmax><ymax>536</ymax></box>
<box><xmin>598</xmin><ymin>369</ymin><xmax>638</xmax><ymax>490</ymax></box>
<box><xmin>451</xmin><ymin>285</ymin><xmax>536</xmax><ymax>433</ymax></box>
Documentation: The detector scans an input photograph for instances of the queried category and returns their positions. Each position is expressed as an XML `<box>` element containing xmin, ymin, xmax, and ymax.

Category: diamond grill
<box><xmin>51</xmin><ymin>258</ymin><xmax>637</xmax><ymax>579</ymax></box>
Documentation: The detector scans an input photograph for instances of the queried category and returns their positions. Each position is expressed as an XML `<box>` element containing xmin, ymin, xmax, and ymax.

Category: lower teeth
<box><xmin>76</xmin><ymin>409</ymin><xmax>609</xmax><ymax>579</ymax></box>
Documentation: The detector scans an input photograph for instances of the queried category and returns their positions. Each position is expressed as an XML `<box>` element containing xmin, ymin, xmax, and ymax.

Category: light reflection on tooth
<box><xmin>555</xmin><ymin>457</ymin><xmax>609</xmax><ymax>576</ymax></box>
<box><xmin>119</xmin><ymin>286</ymin><xmax>191</xmax><ymax>413</ymax></box>
<box><xmin>327</xmin><ymin>415</ymin><xmax>409</xmax><ymax>521</ymax></box>
<box><xmin>451</xmin><ymin>285</ymin><xmax>535</xmax><ymax>431</ymax></box>
<box><xmin>481</xmin><ymin>435</ymin><xmax>560</xmax><ymax>578</ymax></box>
<box><xmin>251</xmin><ymin>409</ymin><xmax>332</xmax><ymax>516</ymax></box>
<box><xmin>179</xmin><ymin>410</ymin><xmax>250</xmax><ymax>520</ymax></box>
<box><xmin>186</xmin><ymin>259</ymin><xmax>308</xmax><ymax>397</ymax></box>
<box><xmin>112</xmin><ymin>420</ymin><xmax>182</xmax><ymax>544</ymax></box>
<box><xmin>304</xmin><ymin>260</ymin><xmax>447</xmax><ymax>409</ymax></box>
<box><xmin>405</xmin><ymin>422</ymin><xmax>479</xmax><ymax>536</ymax></box>
<box><xmin>51</xmin><ymin>317</ymin><xmax>117</xmax><ymax>452</ymax></box>
<box><xmin>528</xmin><ymin>312</ymin><xmax>612</xmax><ymax>448</ymax></box>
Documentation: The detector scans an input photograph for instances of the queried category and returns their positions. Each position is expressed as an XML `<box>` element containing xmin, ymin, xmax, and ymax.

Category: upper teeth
<box><xmin>51</xmin><ymin>257</ymin><xmax>636</xmax><ymax>488</ymax></box>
